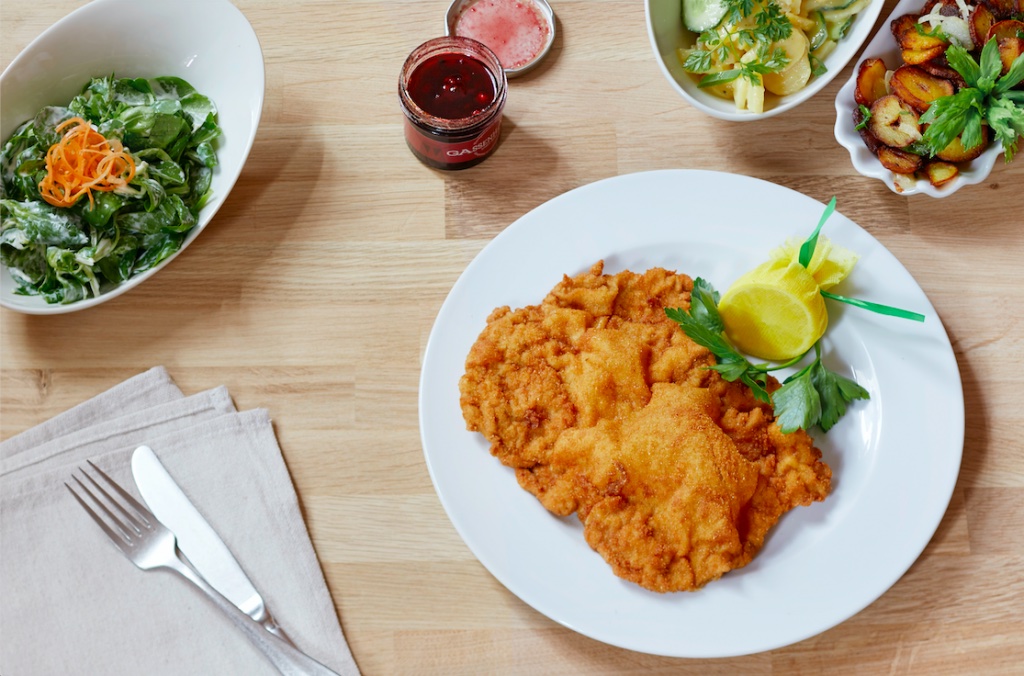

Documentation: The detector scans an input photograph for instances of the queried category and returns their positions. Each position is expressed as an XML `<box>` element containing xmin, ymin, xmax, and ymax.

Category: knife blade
<box><xmin>131</xmin><ymin>445</ymin><xmax>293</xmax><ymax>645</ymax></box>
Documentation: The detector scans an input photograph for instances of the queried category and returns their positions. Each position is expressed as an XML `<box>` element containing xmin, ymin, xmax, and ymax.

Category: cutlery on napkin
<box><xmin>0</xmin><ymin>367</ymin><xmax>361</xmax><ymax>676</ymax></box>
<box><xmin>131</xmin><ymin>444</ymin><xmax>293</xmax><ymax>644</ymax></box>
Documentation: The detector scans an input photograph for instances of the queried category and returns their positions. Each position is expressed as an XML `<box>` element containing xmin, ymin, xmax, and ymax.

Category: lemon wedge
<box><xmin>718</xmin><ymin>259</ymin><xmax>829</xmax><ymax>362</ymax></box>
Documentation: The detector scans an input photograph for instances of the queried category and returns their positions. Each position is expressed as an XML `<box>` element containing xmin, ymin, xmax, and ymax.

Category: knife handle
<box><xmin>262</xmin><ymin>614</ymin><xmax>296</xmax><ymax>647</ymax></box>
<box><xmin>165</xmin><ymin>551</ymin><xmax>339</xmax><ymax>675</ymax></box>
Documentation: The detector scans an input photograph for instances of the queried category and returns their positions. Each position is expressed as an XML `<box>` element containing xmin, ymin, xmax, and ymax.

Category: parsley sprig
<box><xmin>920</xmin><ymin>37</ymin><xmax>1024</xmax><ymax>162</ymax></box>
<box><xmin>665</xmin><ymin>278</ymin><xmax>866</xmax><ymax>433</ymax></box>
<box><xmin>682</xmin><ymin>0</ymin><xmax>794</xmax><ymax>87</ymax></box>
<box><xmin>666</xmin><ymin>279</ymin><xmax>786</xmax><ymax>406</ymax></box>
<box><xmin>666</xmin><ymin>198</ymin><xmax>924</xmax><ymax>433</ymax></box>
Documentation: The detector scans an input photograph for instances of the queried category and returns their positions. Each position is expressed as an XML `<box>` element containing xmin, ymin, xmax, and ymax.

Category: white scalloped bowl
<box><xmin>0</xmin><ymin>0</ymin><xmax>264</xmax><ymax>314</ymax></box>
<box><xmin>833</xmin><ymin>0</ymin><xmax>1001</xmax><ymax>196</ymax></box>
<box><xmin>646</xmin><ymin>0</ymin><xmax>885</xmax><ymax>121</ymax></box>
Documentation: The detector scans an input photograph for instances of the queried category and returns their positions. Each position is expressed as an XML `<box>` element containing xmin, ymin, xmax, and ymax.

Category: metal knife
<box><xmin>131</xmin><ymin>445</ymin><xmax>293</xmax><ymax>645</ymax></box>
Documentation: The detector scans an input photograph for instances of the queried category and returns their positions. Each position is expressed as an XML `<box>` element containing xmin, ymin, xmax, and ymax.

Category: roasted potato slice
<box><xmin>891</xmin><ymin>14</ymin><xmax>922</xmax><ymax>43</ymax></box>
<box><xmin>855</xmin><ymin>58</ymin><xmax>890</xmax><ymax>106</ymax></box>
<box><xmin>889</xmin><ymin>65</ymin><xmax>955</xmax><ymax>112</ymax></box>
<box><xmin>935</xmin><ymin>126</ymin><xmax>991</xmax><ymax>162</ymax></box>
<box><xmin>997</xmin><ymin>37</ymin><xmax>1024</xmax><ymax>77</ymax></box>
<box><xmin>988</xmin><ymin>19</ymin><xmax>1024</xmax><ymax>42</ymax></box>
<box><xmin>878</xmin><ymin>146</ymin><xmax>924</xmax><ymax>174</ymax></box>
<box><xmin>918</xmin><ymin>56</ymin><xmax>967</xmax><ymax>88</ymax></box>
<box><xmin>980</xmin><ymin>0</ymin><xmax>1017</xmax><ymax>20</ymax></box>
<box><xmin>970</xmin><ymin>4</ymin><xmax>997</xmax><ymax>48</ymax></box>
<box><xmin>919</xmin><ymin>0</ymin><xmax>963</xmax><ymax>15</ymax></box>
<box><xmin>924</xmin><ymin>161</ymin><xmax>960</xmax><ymax>187</ymax></box>
<box><xmin>869</xmin><ymin>95</ymin><xmax>923</xmax><ymax>148</ymax></box>
<box><xmin>853</xmin><ymin>107</ymin><xmax>886</xmax><ymax>155</ymax></box>
<box><xmin>896</xmin><ymin>19</ymin><xmax>948</xmax><ymax>51</ymax></box>
<box><xmin>902</xmin><ymin>45</ymin><xmax>948</xmax><ymax>65</ymax></box>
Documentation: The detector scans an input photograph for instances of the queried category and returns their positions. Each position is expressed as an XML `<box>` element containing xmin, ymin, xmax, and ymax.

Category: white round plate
<box><xmin>418</xmin><ymin>170</ymin><xmax>963</xmax><ymax>657</ymax></box>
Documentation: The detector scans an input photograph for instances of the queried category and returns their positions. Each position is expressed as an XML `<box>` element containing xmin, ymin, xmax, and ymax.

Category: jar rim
<box><xmin>399</xmin><ymin>36</ymin><xmax>508</xmax><ymax>133</ymax></box>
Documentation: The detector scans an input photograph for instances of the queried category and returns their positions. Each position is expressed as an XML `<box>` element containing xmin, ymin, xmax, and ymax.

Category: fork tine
<box><xmin>86</xmin><ymin>459</ymin><xmax>154</xmax><ymax>527</ymax></box>
<box><xmin>76</xmin><ymin>471</ymin><xmax>144</xmax><ymax>538</ymax></box>
<box><xmin>66</xmin><ymin>480</ymin><xmax>132</xmax><ymax>551</ymax></box>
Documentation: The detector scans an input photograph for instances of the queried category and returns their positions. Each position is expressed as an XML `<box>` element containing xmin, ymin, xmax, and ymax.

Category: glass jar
<box><xmin>398</xmin><ymin>36</ymin><xmax>508</xmax><ymax>170</ymax></box>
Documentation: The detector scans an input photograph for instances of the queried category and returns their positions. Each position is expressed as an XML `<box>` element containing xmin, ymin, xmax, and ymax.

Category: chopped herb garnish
<box><xmin>920</xmin><ymin>38</ymin><xmax>1024</xmax><ymax>162</ymax></box>
<box><xmin>666</xmin><ymin>198</ymin><xmax>923</xmax><ymax>433</ymax></box>
<box><xmin>683</xmin><ymin>0</ymin><xmax>795</xmax><ymax>88</ymax></box>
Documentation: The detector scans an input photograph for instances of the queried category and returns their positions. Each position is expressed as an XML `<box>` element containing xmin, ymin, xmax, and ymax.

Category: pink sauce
<box><xmin>453</xmin><ymin>0</ymin><xmax>550</xmax><ymax>70</ymax></box>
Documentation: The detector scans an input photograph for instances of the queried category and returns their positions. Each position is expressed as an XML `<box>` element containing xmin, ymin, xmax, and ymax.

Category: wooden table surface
<box><xmin>3</xmin><ymin>0</ymin><xmax>1022</xmax><ymax>673</ymax></box>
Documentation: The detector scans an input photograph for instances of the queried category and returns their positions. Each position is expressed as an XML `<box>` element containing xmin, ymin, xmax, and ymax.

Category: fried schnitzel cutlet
<box><xmin>459</xmin><ymin>262</ymin><xmax>831</xmax><ymax>593</ymax></box>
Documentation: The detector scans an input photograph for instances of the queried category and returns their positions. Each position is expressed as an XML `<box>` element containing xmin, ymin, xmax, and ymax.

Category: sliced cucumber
<box><xmin>810</xmin><ymin>11</ymin><xmax>829</xmax><ymax>51</ymax></box>
<box><xmin>802</xmin><ymin>0</ymin><xmax>861</xmax><ymax>12</ymax></box>
<box><xmin>827</xmin><ymin>14</ymin><xmax>856</xmax><ymax>40</ymax></box>
<box><xmin>821</xmin><ymin>0</ymin><xmax>872</xmax><ymax>24</ymax></box>
<box><xmin>682</xmin><ymin>0</ymin><xmax>728</xmax><ymax>32</ymax></box>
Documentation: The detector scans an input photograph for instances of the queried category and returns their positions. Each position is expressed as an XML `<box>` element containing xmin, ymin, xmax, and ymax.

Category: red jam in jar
<box><xmin>399</xmin><ymin>36</ymin><xmax>507</xmax><ymax>170</ymax></box>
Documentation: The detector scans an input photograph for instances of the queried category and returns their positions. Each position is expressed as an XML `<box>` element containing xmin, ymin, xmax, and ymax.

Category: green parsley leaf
<box><xmin>689</xmin><ymin>277</ymin><xmax>725</xmax><ymax>332</ymax></box>
<box><xmin>944</xmin><ymin>43</ymin><xmax>980</xmax><ymax>88</ymax></box>
<box><xmin>665</xmin><ymin>279</ymin><xmax>772</xmax><ymax>403</ymax></box>
<box><xmin>987</xmin><ymin>97</ymin><xmax>1024</xmax><ymax>162</ymax></box>
<box><xmin>920</xmin><ymin>88</ymin><xmax>984</xmax><ymax>156</ymax></box>
<box><xmin>922</xmin><ymin>38</ymin><xmax>1024</xmax><ymax>162</ymax></box>
<box><xmin>810</xmin><ymin>358</ymin><xmax>870</xmax><ymax>431</ymax></box>
<box><xmin>683</xmin><ymin>50</ymin><xmax>714</xmax><ymax>74</ymax></box>
<box><xmin>773</xmin><ymin>365</ymin><xmax>821</xmax><ymax>434</ymax></box>
<box><xmin>994</xmin><ymin>51</ymin><xmax>1024</xmax><ymax>94</ymax></box>
<box><xmin>756</xmin><ymin>2</ymin><xmax>793</xmax><ymax>42</ymax></box>
<box><xmin>977</xmin><ymin>38</ymin><xmax>1003</xmax><ymax>92</ymax></box>
<box><xmin>724</xmin><ymin>0</ymin><xmax>756</xmax><ymax>25</ymax></box>
<box><xmin>772</xmin><ymin>344</ymin><xmax>871</xmax><ymax>433</ymax></box>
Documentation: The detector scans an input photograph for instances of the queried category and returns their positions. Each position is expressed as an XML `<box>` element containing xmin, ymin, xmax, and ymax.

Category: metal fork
<box><xmin>67</xmin><ymin>460</ymin><xmax>339</xmax><ymax>676</ymax></box>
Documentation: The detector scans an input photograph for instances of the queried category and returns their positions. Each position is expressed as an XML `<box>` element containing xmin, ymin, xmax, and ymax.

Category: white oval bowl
<box><xmin>0</xmin><ymin>0</ymin><xmax>265</xmax><ymax>314</ymax></box>
<box><xmin>646</xmin><ymin>0</ymin><xmax>886</xmax><ymax>121</ymax></box>
<box><xmin>833</xmin><ymin>0</ymin><xmax>1001</xmax><ymax>197</ymax></box>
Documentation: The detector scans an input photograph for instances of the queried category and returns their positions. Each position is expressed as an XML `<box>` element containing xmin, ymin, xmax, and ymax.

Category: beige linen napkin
<box><xmin>0</xmin><ymin>369</ymin><xmax>360</xmax><ymax>676</ymax></box>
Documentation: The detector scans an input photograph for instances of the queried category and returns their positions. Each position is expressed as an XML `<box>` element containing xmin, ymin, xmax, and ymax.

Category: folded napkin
<box><xmin>0</xmin><ymin>367</ymin><xmax>360</xmax><ymax>676</ymax></box>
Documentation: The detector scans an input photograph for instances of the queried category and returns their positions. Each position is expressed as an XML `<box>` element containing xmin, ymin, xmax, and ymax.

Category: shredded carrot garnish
<box><xmin>38</xmin><ymin>116</ymin><xmax>136</xmax><ymax>209</ymax></box>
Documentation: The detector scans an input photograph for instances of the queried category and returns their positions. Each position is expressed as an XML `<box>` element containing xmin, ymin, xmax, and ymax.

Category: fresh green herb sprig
<box><xmin>683</xmin><ymin>0</ymin><xmax>794</xmax><ymax>87</ymax></box>
<box><xmin>665</xmin><ymin>278</ymin><xmax>866</xmax><ymax>433</ymax></box>
<box><xmin>920</xmin><ymin>38</ymin><xmax>1024</xmax><ymax>162</ymax></box>
<box><xmin>666</xmin><ymin>279</ymin><xmax>778</xmax><ymax>405</ymax></box>
<box><xmin>855</xmin><ymin>104</ymin><xmax>872</xmax><ymax>130</ymax></box>
<box><xmin>773</xmin><ymin>343</ymin><xmax>869</xmax><ymax>433</ymax></box>
<box><xmin>666</xmin><ymin>197</ymin><xmax>924</xmax><ymax>433</ymax></box>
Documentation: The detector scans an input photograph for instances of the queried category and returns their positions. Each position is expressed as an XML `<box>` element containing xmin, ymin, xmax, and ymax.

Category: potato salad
<box><xmin>680</xmin><ymin>0</ymin><xmax>872</xmax><ymax>113</ymax></box>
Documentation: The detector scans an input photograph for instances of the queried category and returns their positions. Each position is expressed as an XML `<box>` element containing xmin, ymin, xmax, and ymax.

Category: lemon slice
<box><xmin>719</xmin><ymin>260</ymin><xmax>828</xmax><ymax>361</ymax></box>
<box><xmin>770</xmin><ymin>235</ymin><xmax>859</xmax><ymax>290</ymax></box>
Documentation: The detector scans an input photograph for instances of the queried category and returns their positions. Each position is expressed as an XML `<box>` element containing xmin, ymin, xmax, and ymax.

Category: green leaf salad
<box><xmin>0</xmin><ymin>75</ymin><xmax>221</xmax><ymax>304</ymax></box>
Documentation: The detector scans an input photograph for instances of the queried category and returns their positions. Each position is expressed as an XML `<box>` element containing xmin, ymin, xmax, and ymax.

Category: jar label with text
<box><xmin>404</xmin><ymin>114</ymin><xmax>503</xmax><ymax>166</ymax></box>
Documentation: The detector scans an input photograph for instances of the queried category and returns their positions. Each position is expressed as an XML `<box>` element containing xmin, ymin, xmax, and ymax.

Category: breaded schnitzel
<box><xmin>459</xmin><ymin>262</ymin><xmax>831</xmax><ymax>593</ymax></box>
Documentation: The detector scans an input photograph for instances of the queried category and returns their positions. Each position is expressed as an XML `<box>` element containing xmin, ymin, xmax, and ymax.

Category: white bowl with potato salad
<box><xmin>646</xmin><ymin>0</ymin><xmax>885</xmax><ymax>120</ymax></box>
